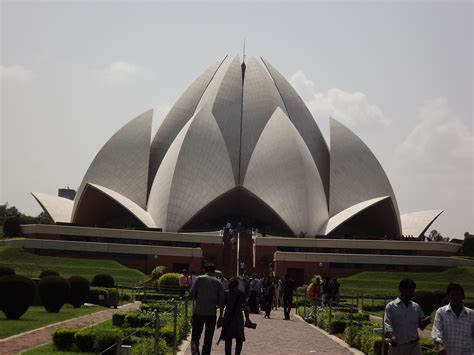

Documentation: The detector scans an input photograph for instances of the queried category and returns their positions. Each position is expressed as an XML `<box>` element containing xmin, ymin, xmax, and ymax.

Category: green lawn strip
<box><xmin>0</xmin><ymin>246</ymin><xmax>147</xmax><ymax>284</ymax></box>
<box><xmin>0</xmin><ymin>305</ymin><xmax>105</xmax><ymax>340</ymax></box>
<box><xmin>340</xmin><ymin>266</ymin><xmax>474</xmax><ymax>296</ymax></box>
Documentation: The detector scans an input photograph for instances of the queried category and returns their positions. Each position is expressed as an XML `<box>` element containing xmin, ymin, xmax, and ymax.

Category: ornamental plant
<box><xmin>38</xmin><ymin>275</ymin><xmax>70</xmax><ymax>313</ymax></box>
<box><xmin>0</xmin><ymin>275</ymin><xmax>36</xmax><ymax>319</ymax></box>
<box><xmin>69</xmin><ymin>276</ymin><xmax>90</xmax><ymax>308</ymax></box>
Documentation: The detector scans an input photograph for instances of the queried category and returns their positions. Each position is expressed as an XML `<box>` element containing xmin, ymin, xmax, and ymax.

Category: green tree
<box><xmin>462</xmin><ymin>232</ymin><xmax>474</xmax><ymax>256</ymax></box>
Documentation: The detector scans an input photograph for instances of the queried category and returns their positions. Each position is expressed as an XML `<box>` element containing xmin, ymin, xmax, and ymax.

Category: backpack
<box><xmin>306</xmin><ymin>283</ymin><xmax>315</xmax><ymax>298</ymax></box>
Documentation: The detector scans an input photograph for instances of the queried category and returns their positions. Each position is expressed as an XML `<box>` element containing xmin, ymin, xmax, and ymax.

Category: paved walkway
<box><xmin>0</xmin><ymin>302</ymin><xmax>140</xmax><ymax>355</ymax></box>
<box><xmin>184</xmin><ymin>308</ymin><xmax>357</xmax><ymax>355</ymax></box>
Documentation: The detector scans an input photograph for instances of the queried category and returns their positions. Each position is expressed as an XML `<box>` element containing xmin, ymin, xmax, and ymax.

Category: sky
<box><xmin>1</xmin><ymin>1</ymin><xmax>472</xmax><ymax>239</ymax></box>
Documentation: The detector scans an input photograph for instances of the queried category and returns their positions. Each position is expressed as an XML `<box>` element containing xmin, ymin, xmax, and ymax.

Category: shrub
<box><xmin>124</xmin><ymin>310</ymin><xmax>154</xmax><ymax>328</ymax></box>
<box><xmin>92</xmin><ymin>274</ymin><xmax>115</xmax><ymax>288</ymax></box>
<box><xmin>0</xmin><ymin>266</ymin><xmax>15</xmax><ymax>277</ymax></box>
<box><xmin>112</xmin><ymin>313</ymin><xmax>126</xmax><ymax>327</ymax></box>
<box><xmin>39</xmin><ymin>270</ymin><xmax>60</xmax><ymax>278</ymax></box>
<box><xmin>88</xmin><ymin>287</ymin><xmax>118</xmax><ymax>306</ymax></box>
<box><xmin>331</xmin><ymin>320</ymin><xmax>347</xmax><ymax>334</ymax></box>
<box><xmin>3</xmin><ymin>216</ymin><xmax>21</xmax><ymax>236</ymax></box>
<box><xmin>53</xmin><ymin>328</ymin><xmax>78</xmax><ymax>351</ymax></box>
<box><xmin>94</xmin><ymin>329</ymin><xmax>121</xmax><ymax>353</ymax></box>
<box><xmin>0</xmin><ymin>275</ymin><xmax>35</xmax><ymax>319</ymax></box>
<box><xmin>69</xmin><ymin>276</ymin><xmax>90</xmax><ymax>308</ymax></box>
<box><xmin>151</xmin><ymin>265</ymin><xmax>166</xmax><ymax>279</ymax></box>
<box><xmin>140</xmin><ymin>301</ymin><xmax>174</xmax><ymax>313</ymax></box>
<box><xmin>157</xmin><ymin>273</ymin><xmax>180</xmax><ymax>288</ymax></box>
<box><xmin>131</xmin><ymin>337</ymin><xmax>167</xmax><ymax>355</ymax></box>
<box><xmin>413</xmin><ymin>291</ymin><xmax>440</xmax><ymax>316</ymax></box>
<box><xmin>38</xmin><ymin>275</ymin><xmax>70</xmax><ymax>313</ymax></box>
<box><xmin>75</xmin><ymin>328</ymin><xmax>96</xmax><ymax>352</ymax></box>
<box><xmin>122</xmin><ymin>293</ymin><xmax>131</xmax><ymax>301</ymax></box>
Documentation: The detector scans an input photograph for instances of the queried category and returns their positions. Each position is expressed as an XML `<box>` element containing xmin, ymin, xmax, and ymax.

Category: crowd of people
<box><xmin>186</xmin><ymin>266</ymin><xmax>296</xmax><ymax>355</ymax></box>
<box><xmin>183</xmin><ymin>266</ymin><xmax>473</xmax><ymax>355</ymax></box>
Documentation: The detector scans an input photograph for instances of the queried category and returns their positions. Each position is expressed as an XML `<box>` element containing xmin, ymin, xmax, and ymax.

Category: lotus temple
<box><xmin>9</xmin><ymin>55</ymin><xmax>472</xmax><ymax>282</ymax></box>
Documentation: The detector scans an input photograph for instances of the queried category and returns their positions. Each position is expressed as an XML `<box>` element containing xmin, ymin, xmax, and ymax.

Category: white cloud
<box><xmin>0</xmin><ymin>64</ymin><xmax>33</xmax><ymax>82</ymax></box>
<box><xmin>290</xmin><ymin>70</ymin><xmax>390</xmax><ymax>128</ymax></box>
<box><xmin>99</xmin><ymin>61</ymin><xmax>143</xmax><ymax>86</ymax></box>
<box><xmin>395</xmin><ymin>97</ymin><xmax>473</xmax><ymax>170</ymax></box>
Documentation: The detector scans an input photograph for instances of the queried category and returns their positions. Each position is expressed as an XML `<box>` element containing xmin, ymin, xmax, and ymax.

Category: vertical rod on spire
<box><xmin>242</xmin><ymin>38</ymin><xmax>246</xmax><ymax>63</ymax></box>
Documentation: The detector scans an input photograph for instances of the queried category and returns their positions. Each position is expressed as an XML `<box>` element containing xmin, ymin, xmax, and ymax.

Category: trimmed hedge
<box><xmin>92</xmin><ymin>274</ymin><xmax>115</xmax><ymax>288</ymax></box>
<box><xmin>69</xmin><ymin>276</ymin><xmax>90</xmax><ymax>308</ymax></box>
<box><xmin>0</xmin><ymin>275</ymin><xmax>35</xmax><ymax>319</ymax></box>
<box><xmin>157</xmin><ymin>273</ymin><xmax>180</xmax><ymax>287</ymax></box>
<box><xmin>75</xmin><ymin>328</ymin><xmax>96</xmax><ymax>352</ymax></box>
<box><xmin>38</xmin><ymin>275</ymin><xmax>70</xmax><ymax>313</ymax></box>
<box><xmin>39</xmin><ymin>270</ymin><xmax>60</xmax><ymax>278</ymax></box>
<box><xmin>131</xmin><ymin>337</ymin><xmax>167</xmax><ymax>355</ymax></box>
<box><xmin>140</xmin><ymin>301</ymin><xmax>175</xmax><ymax>313</ymax></box>
<box><xmin>53</xmin><ymin>328</ymin><xmax>78</xmax><ymax>351</ymax></box>
<box><xmin>87</xmin><ymin>287</ymin><xmax>118</xmax><ymax>307</ymax></box>
<box><xmin>0</xmin><ymin>266</ymin><xmax>15</xmax><ymax>277</ymax></box>
<box><xmin>112</xmin><ymin>312</ymin><xmax>126</xmax><ymax>327</ymax></box>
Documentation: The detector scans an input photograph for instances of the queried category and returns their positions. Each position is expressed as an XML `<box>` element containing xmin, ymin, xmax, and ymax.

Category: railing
<box><xmin>99</xmin><ymin>288</ymin><xmax>193</xmax><ymax>355</ymax></box>
<box><xmin>294</xmin><ymin>292</ymin><xmax>434</xmax><ymax>355</ymax></box>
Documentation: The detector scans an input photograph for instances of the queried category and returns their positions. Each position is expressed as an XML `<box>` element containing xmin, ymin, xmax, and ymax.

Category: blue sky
<box><xmin>1</xmin><ymin>1</ymin><xmax>472</xmax><ymax>238</ymax></box>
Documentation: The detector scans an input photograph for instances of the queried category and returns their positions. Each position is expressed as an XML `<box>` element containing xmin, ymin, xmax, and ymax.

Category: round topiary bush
<box><xmin>156</xmin><ymin>272</ymin><xmax>180</xmax><ymax>293</ymax></box>
<box><xmin>91</xmin><ymin>274</ymin><xmax>115</xmax><ymax>288</ymax></box>
<box><xmin>0</xmin><ymin>267</ymin><xmax>15</xmax><ymax>277</ymax></box>
<box><xmin>39</xmin><ymin>270</ymin><xmax>60</xmax><ymax>278</ymax></box>
<box><xmin>38</xmin><ymin>275</ymin><xmax>70</xmax><ymax>313</ymax></box>
<box><xmin>69</xmin><ymin>276</ymin><xmax>90</xmax><ymax>308</ymax></box>
<box><xmin>0</xmin><ymin>275</ymin><xmax>36</xmax><ymax>319</ymax></box>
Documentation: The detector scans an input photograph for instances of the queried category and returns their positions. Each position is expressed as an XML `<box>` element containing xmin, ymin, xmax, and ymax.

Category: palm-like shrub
<box><xmin>91</xmin><ymin>274</ymin><xmax>115</xmax><ymax>288</ymax></box>
<box><xmin>39</xmin><ymin>270</ymin><xmax>60</xmax><ymax>278</ymax></box>
<box><xmin>38</xmin><ymin>275</ymin><xmax>70</xmax><ymax>313</ymax></box>
<box><xmin>0</xmin><ymin>275</ymin><xmax>36</xmax><ymax>319</ymax></box>
<box><xmin>69</xmin><ymin>276</ymin><xmax>90</xmax><ymax>308</ymax></box>
<box><xmin>0</xmin><ymin>267</ymin><xmax>15</xmax><ymax>277</ymax></box>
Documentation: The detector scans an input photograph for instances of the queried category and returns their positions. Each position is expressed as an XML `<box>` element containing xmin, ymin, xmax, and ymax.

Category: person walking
<box><xmin>179</xmin><ymin>269</ymin><xmax>189</xmax><ymax>298</ymax></box>
<box><xmin>188</xmin><ymin>271</ymin><xmax>197</xmax><ymax>288</ymax></box>
<box><xmin>282</xmin><ymin>274</ymin><xmax>295</xmax><ymax>320</ymax></box>
<box><xmin>248</xmin><ymin>274</ymin><xmax>260</xmax><ymax>313</ymax></box>
<box><xmin>332</xmin><ymin>278</ymin><xmax>340</xmax><ymax>304</ymax></box>
<box><xmin>261</xmin><ymin>277</ymin><xmax>274</xmax><ymax>318</ymax></box>
<box><xmin>384</xmin><ymin>279</ymin><xmax>430</xmax><ymax>355</ymax></box>
<box><xmin>190</xmin><ymin>264</ymin><xmax>225</xmax><ymax>355</ymax></box>
<box><xmin>273</xmin><ymin>276</ymin><xmax>281</xmax><ymax>309</ymax></box>
<box><xmin>432</xmin><ymin>283</ymin><xmax>474</xmax><ymax>355</ymax></box>
<box><xmin>321</xmin><ymin>277</ymin><xmax>331</xmax><ymax>305</ymax></box>
<box><xmin>307</xmin><ymin>277</ymin><xmax>321</xmax><ymax>307</ymax></box>
<box><xmin>218</xmin><ymin>278</ymin><xmax>254</xmax><ymax>355</ymax></box>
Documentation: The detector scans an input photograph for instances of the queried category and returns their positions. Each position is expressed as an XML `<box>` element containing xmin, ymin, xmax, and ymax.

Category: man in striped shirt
<box><xmin>190</xmin><ymin>264</ymin><xmax>224</xmax><ymax>355</ymax></box>
<box><xmin>432</xmin><ymin>283</ymin><xmax>474</xmax><ymax>355</ymax></box>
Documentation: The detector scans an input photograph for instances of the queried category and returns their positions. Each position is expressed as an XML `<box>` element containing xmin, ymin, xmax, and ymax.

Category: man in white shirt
<box><xmin>384</xmin><ymin>279</ymin><xmax>431</xmax><ymax>355</ymax></box>
<box><xmin>432</xmin><ymin>283</ymin><xmax>474</xmax><ymax>355</ymax></box>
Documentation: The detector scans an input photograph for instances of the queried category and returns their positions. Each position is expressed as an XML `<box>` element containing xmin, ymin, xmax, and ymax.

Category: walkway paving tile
<box><xmin>0</xmin><ymin>302</ymin><xmax>140</xmax><ymax>355</ymax></box>
<box><xmin>184</xmin><ymin>308</ymin><xmax>355</xmax><ymax>355</ymax></box>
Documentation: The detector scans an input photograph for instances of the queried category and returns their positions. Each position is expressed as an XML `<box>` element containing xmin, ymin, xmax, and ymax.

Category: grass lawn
<box><xmin>0</xmin><ymin>304</ymin><xmax>105</xmax><ymax>340</ymax></box>
<box><xmin>339</xmin><ymin>266</ymin><xmax>474</xmax><ymax>297</ymax></box>
<box><xmin>22</xmin><ymin>343</ymin><xmax>94</xmax><ymax>355</ymax></box>
<box><xmin>0</xmin><ymin>246</ymin><xmax>147</xmax><ymax>284</ymax></box>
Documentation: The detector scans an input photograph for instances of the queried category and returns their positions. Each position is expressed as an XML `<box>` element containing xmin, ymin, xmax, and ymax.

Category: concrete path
<box><xmin>0</xmin><ymin>302</ymin><xmax>140</xmax><ymax>355</ymax></box>
<box><xmin>183</xmin><ymin>308</ymin><xmax>359</xmax><ymax>355</ymax></box>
